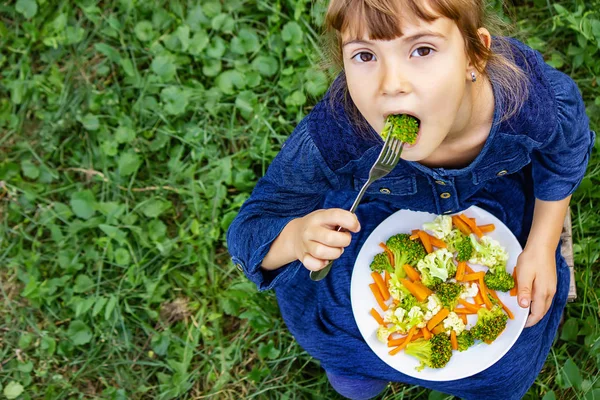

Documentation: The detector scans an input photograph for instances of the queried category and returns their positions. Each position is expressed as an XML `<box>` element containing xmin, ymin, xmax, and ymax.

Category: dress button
<box><xmin>497</xmin><ymin>170</ymin><xmax>508</xmax><ymax>176</ymax></box>
<box><xmin>235</xmin><ymin>263</ymin><xmax>243</xmax><ymax>272</ymax></box>
<box><xmin>440</xmin><ymin>192</ymin><xmax>451</xmax><ymax>199</ymax></box>
<box><xmin>379</xmin><ymin>187</ymin><xmax>391</xmax><ymax>194</ymax></box>
<box><xmin>435</xmin><ymin>180</ymin><xmax>446</xmax><ymax>185</ymax></box>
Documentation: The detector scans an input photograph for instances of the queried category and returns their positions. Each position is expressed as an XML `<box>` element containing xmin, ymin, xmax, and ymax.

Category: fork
<box><xmin>309</xmin><ymin>135</ymin><xmax>404</xmax><ymax>281</ymax></box>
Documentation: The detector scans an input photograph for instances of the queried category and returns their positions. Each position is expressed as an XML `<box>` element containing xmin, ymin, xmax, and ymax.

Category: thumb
<box><xmin>518</xmin><ymin>270</ymin><xmax>533</xmax><ymax>308</ymax></box>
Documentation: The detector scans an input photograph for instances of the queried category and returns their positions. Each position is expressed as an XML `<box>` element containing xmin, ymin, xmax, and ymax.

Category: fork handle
<box><xmin>309</xmin><ymin>179</ymin><xmax>373</xmax><ymax>281</ymax></box>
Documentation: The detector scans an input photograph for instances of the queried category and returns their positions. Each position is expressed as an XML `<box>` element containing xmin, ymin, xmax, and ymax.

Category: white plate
<box><xmin>350</xmin><ymin>205</ymin><xmax>529</xmax><ymax>381</ymax></box>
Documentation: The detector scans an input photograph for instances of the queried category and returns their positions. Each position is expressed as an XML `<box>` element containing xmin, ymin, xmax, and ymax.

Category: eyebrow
<box><xmin>342</xmin><ymin>31</ymin><xmax>447</xmax><ymax>47</ymax></box>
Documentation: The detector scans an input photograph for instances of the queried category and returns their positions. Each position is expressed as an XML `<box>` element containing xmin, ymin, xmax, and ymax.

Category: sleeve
<box><xmin>226</xmin><ymin>120</ymin><xmax>341</xmax><ymax>291</ymax></box>
<box><xmin>531</xmin><ymin>66</ymin><xmax>596</xmax><ymax>201</ymax></box>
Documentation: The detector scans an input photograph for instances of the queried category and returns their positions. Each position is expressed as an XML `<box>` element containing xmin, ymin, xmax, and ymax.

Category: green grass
<box><xmin>0</xmin><ymin>0</ymin><xmax>599</xmax><ymax>399</ymax></box>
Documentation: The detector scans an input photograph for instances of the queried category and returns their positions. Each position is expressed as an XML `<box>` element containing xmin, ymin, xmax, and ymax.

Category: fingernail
<box><xmin>520</xmin><ymin>299</ymin><xmax>529</xmax><ymax>307</ymax></box>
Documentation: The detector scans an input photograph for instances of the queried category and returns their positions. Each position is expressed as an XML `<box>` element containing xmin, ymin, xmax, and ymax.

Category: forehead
<box><xmin>341</xmin><ymin>15</ymin><xmax>455</xmax><ymax>43</ymax></box>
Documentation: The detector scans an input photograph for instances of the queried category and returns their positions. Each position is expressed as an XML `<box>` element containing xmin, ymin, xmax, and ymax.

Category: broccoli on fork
<box><xmin>381</xmin><ymin>114</ymin><xmax>420</xmax><ymax>144</ymax></box>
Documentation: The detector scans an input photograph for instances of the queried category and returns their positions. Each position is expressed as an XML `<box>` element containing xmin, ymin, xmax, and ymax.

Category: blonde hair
<box><xmin>322</xmin><ymin>0</ymin><xmax>529</xmax><ymax>134</ymax></box>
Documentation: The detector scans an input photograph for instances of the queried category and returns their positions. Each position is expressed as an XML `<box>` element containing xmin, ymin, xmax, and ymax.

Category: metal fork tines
<box><xmin>309</xmin><ymin>136</ymin><xmax>403</xmax><ymax>281</ymax></box>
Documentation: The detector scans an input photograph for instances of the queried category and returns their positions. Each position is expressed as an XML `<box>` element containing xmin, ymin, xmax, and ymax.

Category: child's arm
<box><xmin>516</xmin><ymin>195</ymin><xmax>571</xmax><ymax>327</ymax></box>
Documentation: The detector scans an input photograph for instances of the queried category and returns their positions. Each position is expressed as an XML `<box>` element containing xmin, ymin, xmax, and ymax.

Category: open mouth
<box><xmin>383</xmin><ymin>113</ymin><xmax>421</xmax><ymax>146</ymax></box>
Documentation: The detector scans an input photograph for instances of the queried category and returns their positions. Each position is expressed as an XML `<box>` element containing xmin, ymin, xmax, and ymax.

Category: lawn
<box><xmin>0</xmin><ymin>0</ymin><xmax>599</xmax><ymax>399</ymax></box>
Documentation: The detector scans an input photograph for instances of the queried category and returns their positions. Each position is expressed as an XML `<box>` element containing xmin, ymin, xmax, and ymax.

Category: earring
<box><xmin>471</xmin><ymin>72</ymin><xmax>477</xmax><ymax>83</ymax></box>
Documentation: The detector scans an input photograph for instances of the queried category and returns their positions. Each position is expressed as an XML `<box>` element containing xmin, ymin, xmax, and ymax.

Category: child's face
<box><xmin>342</xmin><ymin>15</ymin><xmax>478</xmax><ymax>161</ymax></box>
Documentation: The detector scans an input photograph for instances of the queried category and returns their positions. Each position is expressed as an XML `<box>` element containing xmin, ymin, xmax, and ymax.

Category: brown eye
<box><xmin>413</xmin><ymin>47</ymin><xmax>433</xmax><ymax>57</ymax></box>
<box><xmin>353</xmin><ymin>52</ymin><xmax>376</xmax><ymax>62</ymax></box>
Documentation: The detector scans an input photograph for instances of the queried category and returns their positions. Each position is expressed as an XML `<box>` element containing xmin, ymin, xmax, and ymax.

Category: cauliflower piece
<box><xmin>443</xmin><ymin>311</ymin><xmax>466</xmax><ymax>335</ymax></box>
<box><xmin>424</xmin><ymin>294</ymin><xmax>442</xmax><ymax>321</ymax></box>
<box><xmin>459</xmin><ymin>282</ymin><xmax>480</xmax><ymax>299</ymax></box>
<box><xmin>469</xmin><ymin>235</ymin><xmax>509</xmax><ymax>272</ymax></box>
<box><xmin>422</xmin><ymin>215</ymin><xmax>453</xmax><ymax>240</ymax></box>
<box><xmin>408</xmin><ymin>306</ymin><xmax>427</xmax><ymax>329</ymax></box>
<box><xmin>377</xmin><ymin>325</ymin><xmax>392</xmax><ymax>343</ymax></box>
<box><xmin>416</xmin><ymin>248</ymin><xmax>456</xmax><ymax>288</ymax></box>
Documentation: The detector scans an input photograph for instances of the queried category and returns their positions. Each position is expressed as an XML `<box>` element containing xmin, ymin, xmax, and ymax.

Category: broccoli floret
<box><xmin>405</xmin><ymin>334</ymin><xmax>453</xmax><ymax>371</ymax></box>
<box><xmin>422</xmin><ymin>215</ymin><xmax>453</xmax><ymax>240</ymax></box>
<box><xmin>457</xmin><ymin>330</ymin><xmax>475</xmax><ymax>352</ymax></box>
<box><xmin>400</xmin><ymin>293</ymin><xmax>419</xmax><ymax>312</ymax></box>
<box><xmin>471</xmin><ymin>305</ymin><xmax>508</xmax><ymax>342</ymax></box>
<box><xmin>370</xmin><ymin>252</ymin><xmax>393</xmax><ymax>274</ymax></box>
<box><xmin>381</xmin><ymin>114</ymin><xmax>419</xmax><ymax>144</ymax></box>
<box><xmin>446</xmin><ymin>229</ymin><xmax>474</xmax><ymax>262</ymax></box>
<box><xmin>469</xmin><ymin>235</ymin><xmax>509</xmax><ymax>272</ymax></box>
<box><xmin>484</xmin><ymin>269</ymin><xmax>515</xmax><ymax>292</ymax></box>
<box><xmin>415</xmin><ymin>248</ymin><xmax>457</xmax><ymax>290</ymax></box>
<box><xmin>436</xmin><ymin>282</ymin><xmax>465</xmax><ymax>310</ymax></box>
<box><xmin>386</xmin><ymin>233</ymin><xmax>427</xmax><ymax>270</ymax></box>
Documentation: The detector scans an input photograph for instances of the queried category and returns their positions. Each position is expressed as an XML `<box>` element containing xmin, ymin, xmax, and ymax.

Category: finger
<box><xmin>313</xmin><ymin>226</ymin><xmax>353</xmax><ymax>248</ymax></box>
<box><xmin>301</xmin><ymin>254</ymin><xmax>329</xmax><ymax>272</ymax></box>
<box><xmin>517</xmin><ymin>267</ymin><xmax>534</xmax><ymax>309</ymax></box>
<box><xmin>525</xmin><ymin>291</ymin><xmax>547</xmax><ymax>328</ymax></box>
<box><xmin>318</xmin><ymin>209</ymin><xmax>361</xmax><ymax>233</ymax></box>
<box><xmin>306</xmin><ymin>240</ymin><xmax>344</xmax><ymax>261</ymax></box>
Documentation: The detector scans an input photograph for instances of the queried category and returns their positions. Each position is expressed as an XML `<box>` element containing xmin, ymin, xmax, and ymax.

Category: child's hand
<box><xmin>515</xmin><ymin>248</ymin><xmax>557</xmax><ymax>328</ymax></box>
<box><xmin>292</xmin><ymin>209</ymin><xmax>361</xmax><ymax>271</ymax></box>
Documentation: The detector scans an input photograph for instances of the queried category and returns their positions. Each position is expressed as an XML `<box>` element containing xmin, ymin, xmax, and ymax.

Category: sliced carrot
<box><xmin>422</xmin><ymin>326</ymin><xmax>431</xmax><ymax>340</ymax></box>
<box><xmin>428</xmin><ymin>234</ymin><xmax>447</xmax><ymax>248</ymax></box>
<box><xmin>510</xmin><ymin>267</ymin><xmax>519</xmax><ymax>297</ymax></box>
<box><xmin>488</xmin><ymin>290</ymin><xmax>515</xmax><ymax>320</ymax></box>
<box><xmin>462</xmin><ymin>272</ymin><xmax>485</xmax><ymax>281</ymax></box>
<box><xmin>458</xmin><ymin>213</ymin><xmax>483</xmax><ymax>238</ymax></box>
<box><xmin>458</xmin><ymin>298</ymin><xmax>480</xmax><ymax>312</ymax></box>
<box><xmin>417</xmin><ymin>230</ymin><xmax>433</xmax><ymax>254</ymax></box>
<box><xmin>384</xmin><ymin>270</ymin><xmax>392</xmax><ymax>288</ymax></box>
<box><xmin>401</xmin><ymin>278</ymin><xmax>429</xmax><ymax>302</ymax></box>
<box><xmin>452</xmin><ymin>215</ymin><xmax>472</xmax><ymax>236</ymax></box>
<box><xmin>456</xmin><ymin>261</ymin><xmax>466</xmax><ymax>281</ymax></box>
<box><xmin>474</xmin><ymin>291</ymin><xmax>484</xmax><ymax>306</ymax></box>
<box><xmin>413</xmin><ymin>281</ymin><xmax>433</xmax><ymax>297</ymax></box>
<box><xmin>464</xmin><ymin>264</ymin><xmax>476</xmax><ymax>274</ymax></box>
<box><xmin>453</xmin><ymin>308</ymin><xmax>479</xmax><ymax>315</ymax></box>
<box><xmin>371</xmin><ymin>272</ymin><xmax>390</xmax><ymax>300</ymax></box>
<box><xmin>478</xmin><ymin>276</ymin><xmax>494</xmax><ymax>310</ymax></box>
<box><xmin>389</xmin><ymin>325</ymin><xmax>418</xmax><ymax>355</ymax></box>
<box><xmin>450</xmin><ymin>330</ymin><xmax>458</xmax><ymax>350</ymax></box>
<box><xmin>379</xmin><ymin>242</ymin><xmax>395</xmax><ymax>266</ymax></box>
<box><xmin>459</xmin><ymin>313</ymin><xmax>468</xmax><ymax>324</ymax></box>
<box><xmin>388</xmin><ymin>330</ymin><xmax>423</xmax><ymax>347</ymax></box>
<box><xmin>370</xmin><ymin>308</ymin><xmax>384</xmax><ymax>325</ymax></box>
<box><xmin>427</xmin><ymin>308</ymin><xmax>450</xmax><ymax>331</ymax></box>
<box><xmin>403</xmin><ymin>264</ymin><xmax>421</xmax><ymax>281</ymax></box>
<box><xmin>478</xmin><ymin>224</ymin><xmax>496</xmax><ymax>233</ymax></box>
<box><xmin>431</xmin><ymin>324</ymin><xmax>446</xmax><ymax>334</ymax></box>
<box><xmin>369</xmin><ymin>283</ymin><xmax>389</xmax><ymax>311</ymax></box>
<box><xmin>409</xmin><ymin>230</ymin><xmax>420</xmax><ymax>240</ymax></box>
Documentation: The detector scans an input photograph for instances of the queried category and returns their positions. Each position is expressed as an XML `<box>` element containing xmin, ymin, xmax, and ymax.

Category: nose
<box><xmin>381</xmin><ymin>62</ymin><xmax>411</xmax><ymax>96</ymax></box>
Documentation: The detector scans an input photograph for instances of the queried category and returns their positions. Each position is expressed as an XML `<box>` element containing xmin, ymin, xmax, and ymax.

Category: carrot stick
<box><xmin>409</xmin><ymin>230</ymin><xmax>420</xmax><ymax>240</ymax></box>
<box><xmin>510</xmin><ymin>268</ymin><xmax>519</xmax><ymax>296</ymax></box>
<box><xmin>428</xmin><ymin>234</ymin><xmax>447</xmax><ymax>248</ymax></box>
<box><xmin>462</xmin><ymin>272</ymin><xmax>485</xmax><ymax>281</ymax></box>
<box><xmin>384</xmin><ymin>270</ymin><xmax>391</xmax><ymax>288</ymax></box>
<box><xmin>474</xmin><ymin>291</ymin><xmax>484</xmax><ymax>306</ymax></box>
<box><xmin>388</xmin><ymin>330</ymin><xmax>423</xmax><ymax>347</ymax></box>
<box><xmin>431</xmin><ymin>324</ymin><xmax>446</xmax><ymax>334</ymax></box>
<box><xmin>459</xmin><ymin>313</ymin><xmax>468</xmax><ymax>324</ymax></box>
<box><xmin>402</xmin><ymin>264</ymin><xmax>421</xmax><ymax>281</ymax></box>
<box><xmin>450</xmin><ymin>330</ymin><xmax>458</xmax><ymax>350</ymax></box>
<box><xmin>422</xmin><ymin>326</ymin><xmax>431</xmax><ymax>340</ymax></box>
<box><xmin>488</xmin><ymin>290</ymin><xmax>515</xmax><ymax>320</ymax></box>
<box><xmin>456</xmin><ymin>261</ymin><xmax>466</xmax><ymax>281</ymax></box>
<box><xmin>413</xmin><ymin>281</ymin><xmax>433</xmax><ymax>297</ymax></box>
<box><xmin>417</xmin><ymin>230</ymin><xmax>433</xmax><ymax>254</ymax></box>
<box><xmin>464</xmin><ymin>264</ymin><xmax>476</xmax><ymax>274</ymax></box>
<box><xmin>370</xmin><ymin>308</ymin><xmax>384</xmax><ymax>325</ymax></box>
<box><xmin>478</xmin><ymin>276</ymin><xmax>494</xmax><ymax>310</ymax></box>
<box><xmin>400</xmin><ymin>278</ymin><xmax>429</xmax><ymax>302</ymax></box>
<box><xmin>427</xmin><ymin>308</ymin><xmax>450</xmax><ymax>331</ymax></box>
<box><xmin>453</xmin><ymin>308</ymin><xmax>479</xmax><ymax>315</ymax></box>
<box><xmin>458</xmin><ymin>213</ymin><xmax>483</xmax><ymax>238</ymax></box>
<box><xmin>389</xmin><ymin>325</ymin><xmax>418</xmax><ymax>355</ymax></box>
<box><xmin>371</xmin><ymin>272</ymin><xmax>390</xmax><ymax>300</ymax></box>
<box><xmin>379</xmin><ymin>242</ymin><xmax>395</xmax><ymax>266</ymax></box>
<box><xmin>458</xmin><ymin>299</ymin><xmax>480</xmax><ymax>312</ymax></box>
<box><xmin>369</xmin><ymin>283</ymin><xmax>389</xmax><ymax>311</ymax></box>
<box><xmin>478</xmin><ymin>224</ymin><xmax>495</xmax><ymax>233</ymax></box>
<box><xmin>452</xmin><ymin>215</ymin><xmax>472</xmax><ymax>236</ymax></box>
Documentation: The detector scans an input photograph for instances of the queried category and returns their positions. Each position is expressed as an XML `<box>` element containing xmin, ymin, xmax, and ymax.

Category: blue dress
<box><xmin>226</xmin><ymin>38</ymin><xmax>595</xmax><ymax>399</ymax></box>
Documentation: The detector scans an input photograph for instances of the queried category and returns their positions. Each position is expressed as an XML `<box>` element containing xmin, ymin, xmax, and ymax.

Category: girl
<box><xmin>227</xmin><ymin>0</ymin><xmax>595</xmax><ymax>399</ymax></box>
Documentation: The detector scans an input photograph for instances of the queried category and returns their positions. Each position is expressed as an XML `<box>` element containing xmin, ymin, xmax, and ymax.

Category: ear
<box><xmin>467</xmin><ymin>27</ymin><xmax>492</xmax><ymax>78</ymax></box>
